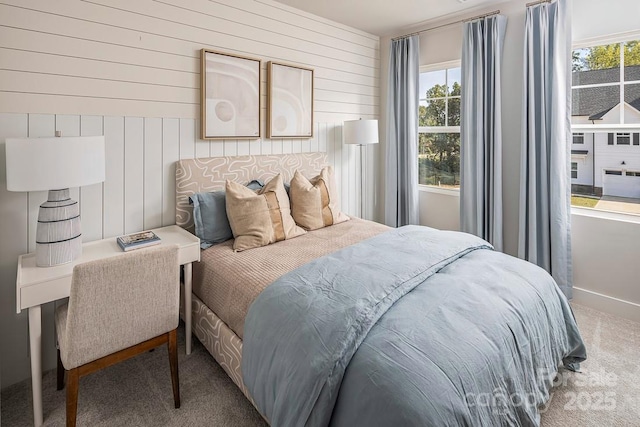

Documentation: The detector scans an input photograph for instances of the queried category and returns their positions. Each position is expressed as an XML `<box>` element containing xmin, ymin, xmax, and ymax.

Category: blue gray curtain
<box><xmin>460</xmin><ymin>15</ymin><xmax>507</xmax><ymax>251</ymax></box>
<box><xmin>385</xmin><ymin>35</ymin><xmax>420</xmax><ymax>227</ymax></box>
<box><xmin>519</xmin><ymin>0</ymin><xmax>573</xmax><ymax>298</ymax></box>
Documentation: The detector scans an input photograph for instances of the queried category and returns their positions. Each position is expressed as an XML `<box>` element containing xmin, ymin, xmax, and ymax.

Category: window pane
<box><xmin>419</xmin><ymin>101</ymin><xmax>428</xmax><ymax>127</ymax></box>
<box><xmin>572</xmin><ymin>86</ymin><xmax>620</xmax><ymax>121</ymax></box>
<box><xmin>624</xmin><ymin>40</ymin><xmax>640</xmax><ymax>81</ymax></box>
<box><xmin>423</xmin><ymin>99</ymin><xmax>447</xmax><ymax>126</ymax></box>
<box><xmin>572</xmin><ymin>44</ymin><xmax>620</xmax><ymax>86</ymax></box>
<box><xmin>447</xmin><ymin>98</ymin><xmax>460</xmax><ymax>126</ymax></box>
<box><xmin>447</xmin><ymin>67</ymin><xmax>462</xmax><ymax>96</ymax></box>
<box><xmin>418</xmin><ymin>133</ymin><xmax>460</xmax><ymax>188</ymax></box>
<box><xmin>419</xmin><ymin>70</ymin><xmax>446</xmax><ymax>100</ymax></box>
<box><xmin>624</xmin><ymin>83</ymin><xmax>640</xmax><ymax>111</ymax></box>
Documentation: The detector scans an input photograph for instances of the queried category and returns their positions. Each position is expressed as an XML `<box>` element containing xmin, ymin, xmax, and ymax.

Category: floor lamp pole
<box><xmin>359</xmin><ymin>144</ymin><xmax>364</xmax><ymax>219</ymax></box>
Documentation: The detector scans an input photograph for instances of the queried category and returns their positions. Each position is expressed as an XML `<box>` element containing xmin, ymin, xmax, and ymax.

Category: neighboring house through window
<box><xmin>571</xmin><ymin>38</ymin><xmax>640</xmax><ymax>211</ymax></box>
<box><xmin>418</xmin><ymin>64</ymin><xmax>461</xmax><ymax>189</ymax></box>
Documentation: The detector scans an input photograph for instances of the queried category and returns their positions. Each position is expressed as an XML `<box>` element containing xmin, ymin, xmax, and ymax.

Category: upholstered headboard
<box><xmin>175</xmin><ymin>153</ymin><xmax>327</xmax><ymax>232</ymax></box>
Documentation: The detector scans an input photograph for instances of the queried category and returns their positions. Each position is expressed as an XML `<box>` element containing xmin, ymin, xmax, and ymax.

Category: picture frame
<box><xmin>200</xmin><ymin>49</ymin><xmax>261</xmax><ymax>140</ymax></box>
<box><xmin>267</xmin><ymin>61</ymin><xmax>314</xmax><ymax>138</ymax></box>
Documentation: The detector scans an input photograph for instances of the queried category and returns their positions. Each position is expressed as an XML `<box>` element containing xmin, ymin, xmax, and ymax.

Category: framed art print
<box><xmin>267</xmin><ymin>62</ymin><xmax>314</xmax><ymax>138</ymax></box>
<box><xmin>201</xmin><ymin>49</ymin><xmax>261</xmax><ymax>140</ymax></box>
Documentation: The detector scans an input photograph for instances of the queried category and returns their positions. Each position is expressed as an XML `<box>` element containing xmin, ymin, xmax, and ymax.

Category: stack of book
<box><xmin>116</xmin><ymin>231</ymin><xmax>161</xmax><ymax>251</ymax></box>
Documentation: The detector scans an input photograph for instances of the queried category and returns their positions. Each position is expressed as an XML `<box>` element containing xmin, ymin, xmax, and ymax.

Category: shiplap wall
<box><xmin>0</xmin><ymin>0</ymin><xmax>379</xmax><ymax>388</ymax></box>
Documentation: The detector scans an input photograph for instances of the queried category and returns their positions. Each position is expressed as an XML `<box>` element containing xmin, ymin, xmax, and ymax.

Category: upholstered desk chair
<box><xmin>55</xmin><ymin>245</ymin><xmax>181</xmax><ymax>427</ymax></box>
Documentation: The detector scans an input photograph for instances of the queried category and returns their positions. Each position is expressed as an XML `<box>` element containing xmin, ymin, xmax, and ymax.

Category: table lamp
<box><xmin>5</xmin><ymin>135</ymin><xmax>106</xmax><ymax>267</ymax></box>
<box><xmin>343</xmin><ymin>119</ymin><xmax>379</xmax><ymax>218</ymax></box>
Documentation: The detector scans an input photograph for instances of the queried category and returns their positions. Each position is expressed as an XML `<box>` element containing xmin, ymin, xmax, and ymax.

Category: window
<box><xmin>626</xmin><ymin>171</ymin><xmax>640</xmax><ymax>176</ymax></box>
<box><xmin>571</xmin><ymin>38</ymin><xmax>640</xmax><ymax>216</ymax></box>
<box><xmin>418</xmin><ymin>65</ymin><xmax>461</xmax><ymax>188</ymax></box>
<box><xmin>617</xmin><ymin>132</ymin><xmax>631</xmax><ymax>145</ymax></box>
<box><xmin>573</xmin><ymin>133</ymin><xmax>584</xmax><ymax>144</ymax></box>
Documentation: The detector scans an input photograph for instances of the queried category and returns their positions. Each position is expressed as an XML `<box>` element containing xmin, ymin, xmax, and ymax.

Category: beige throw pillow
<box><xmin>290</xmin><ymin>167</ymin><xmax>350</xmax><ymax>230</ymax></box>
<box><xmin>225</xmin><ymin>174</ymin><xmax>305</xmax><ymax>251</ymax></box>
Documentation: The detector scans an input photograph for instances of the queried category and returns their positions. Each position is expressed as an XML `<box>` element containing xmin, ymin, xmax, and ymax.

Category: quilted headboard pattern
<box><xmin>175</xmin><ymin>153</ymin><xmax>327</xmax><ymax>232</ymax></box>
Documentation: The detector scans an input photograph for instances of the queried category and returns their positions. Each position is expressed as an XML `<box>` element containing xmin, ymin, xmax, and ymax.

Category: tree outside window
<box><xmin>418</xmin><ymin>67</ymin><xmax>461</xmax><ymax>188</ymax></box>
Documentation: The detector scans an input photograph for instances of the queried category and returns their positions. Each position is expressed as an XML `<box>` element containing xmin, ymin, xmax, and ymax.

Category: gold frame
<box><xmin>200</xmin><ymin>49</ymin><xmax>261</xmax><ymax>140</ymax></box>
<box><xmin>267</xmin><ymin>61</ymin><xmax>314</xmax><ymax>139</ymax></box>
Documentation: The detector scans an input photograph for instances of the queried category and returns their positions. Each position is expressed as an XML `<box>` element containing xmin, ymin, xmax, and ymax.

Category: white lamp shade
<box><xmin>6</xmin><ymin>136</ymin><xmax>106</xmax><ymax>192</ymax></box>
<box><xmin>343</xmin><ymin>119</ymin><xmax>379</xmax><ymax>145</ymax></box>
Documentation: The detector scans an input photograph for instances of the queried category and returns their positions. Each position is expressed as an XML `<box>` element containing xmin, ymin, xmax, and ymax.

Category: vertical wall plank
<box><xmin>210</xmin><ymin>141</ymin><xmax>224</xmax><ymax>157</ymax></box>
<box><xmin>301</xmin><ymin>137</ymin><xmax>310</xmax><ymax>153</ymax></box>
<box><xmin>271</xmin><ymin>139</ymin><xmax>282</xmax><ymax>154</ymax></box>
<box><xmin>143</xmin><ymin>118</ymin><xmax>163</xmax><ymax>230</ymax></box>
<box><xmin>339</xmin><ymin>124</ymin><xmax>351</xmax><ymax>215</ymax></box>
<box><xmin>249</xmin><ymin>138</ymin><xmax>261</xmax><ymax>155</ymax></box>
<box><xmin>321</xmin><ymin>123</ymin><xmax>329</xmax><ymax>160</ymax></box>
<box><xmin>237</xmin><ymin>140</ymin><xmax>250</xmax><ymax>156</ymax></box>
<box><xmin>0</xmin><ymin>113</ymin><xmax>30</xmax><ymax>387</ymax></box>
<box><xmin>261</xmin><ymin>139</ymin><xmax>272</xmax><ymax>155</ymax></box>
<box><xmin>162</xmin><ymin>118</ymin><xmax>180</xmax><ymax>226</ymax></box>
<box><xmin>80</xmin><ymin>115</ymin><xmax>104</xmax><ymax>241</ymax></box>
<box><xmin>195</xmin><ymin>119</ymin><xmax>210</xmax><ymax>158</ymax></box>
<box><xmin>282</xmin><ymin>139</ymin><xmax>292</xmax><ymax>154</ymax></box>
<box><xmin>179</xmin><ymin>118</ymin><xmax>195</xmax><ymax>160</ymax></box>
<box><xmin>224</xmin><ymin>140</ymin><xmax>238</xmax><ymax>156</ymax></box>
<box><xmin>310</xmin><ymin>123</ymin><xmax>319</xmax><ymax>153</ymax></box>
<box><xmin>103</xmin><ymin>116</ymin><xmax>125</xmax><ymax>238</ymax></box>
<box><xmin>124</xmin><ymin>117</ymin><xmax>144</xmax><ymax>234</ymax></box>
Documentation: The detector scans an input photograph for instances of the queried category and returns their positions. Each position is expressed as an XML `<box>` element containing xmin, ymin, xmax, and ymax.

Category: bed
<box><xmin>175</xmin><ymin>153</ymin><xmax>586</xmax><ymax>426</ymax></box>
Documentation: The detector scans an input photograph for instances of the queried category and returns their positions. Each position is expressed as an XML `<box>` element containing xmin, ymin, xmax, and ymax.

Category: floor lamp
<box><xmin>343</xmin><ymin>119</ymin><xmax>379</xmax><ymax>219</ymax></box>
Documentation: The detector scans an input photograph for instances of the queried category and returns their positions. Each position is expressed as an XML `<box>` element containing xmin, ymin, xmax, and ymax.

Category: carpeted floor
<box><xmin>2</xmin><ymin>303</ymin><xmax>639</xmax><ymax>426</ymax></box>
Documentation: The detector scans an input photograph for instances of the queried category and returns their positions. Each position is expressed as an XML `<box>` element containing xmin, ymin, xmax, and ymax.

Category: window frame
<box><xmin>418</xmin><ymin>61</ymin><xmax>462</xmax><ymax>192</ymax></box>
<box><xmin>616</xmin><ymin>132</ymin><xmax>631</xmax><ymax>145</ymax></box>
<box><xmin>572</xmin><ymin>133</ymin><xmax>585</xmax><ymax>144</ymax></box>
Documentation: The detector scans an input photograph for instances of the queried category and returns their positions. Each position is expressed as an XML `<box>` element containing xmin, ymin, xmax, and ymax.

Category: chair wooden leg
<box><xmin>57</xmin><ymin>349</ymin><xmax>65</xmax><ymax>391</ymax></box>
<box><xmin>168</xmin><ymin>329</ymin><xmax>180</xmax><ymax>409</ymax></box>
<box><xmin>66</xmin><ymin>368</ymin><xmax>79</xmax><ymax>427</ymax></box>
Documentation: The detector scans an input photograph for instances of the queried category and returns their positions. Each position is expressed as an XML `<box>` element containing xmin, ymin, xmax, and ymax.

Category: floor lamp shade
<box><xmin>5</xmin><ymin>136</ymin><xmax>106</xmax><ymax>267</ymax></box>
<box><xmin>343</xmin><ymin>119</ymin><xmax>379</xmax><ymax>146</ymax></box>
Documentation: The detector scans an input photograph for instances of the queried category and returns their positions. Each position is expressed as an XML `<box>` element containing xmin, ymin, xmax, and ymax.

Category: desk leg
<box><xmin>28</xmin><ymin>305</ymin><xmax>43</xmax><ymax>427</ymax></box>
<box><xmin>184</xmin><ymin>262</ymin><xmax>192</xmax><ymax>355</ymax></box>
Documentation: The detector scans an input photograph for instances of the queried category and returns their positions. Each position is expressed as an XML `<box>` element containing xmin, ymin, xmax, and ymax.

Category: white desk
<box><xmin>16</xmin><ymin>225</ymin><xmax>200</xmax><ymax>427</ymax></box>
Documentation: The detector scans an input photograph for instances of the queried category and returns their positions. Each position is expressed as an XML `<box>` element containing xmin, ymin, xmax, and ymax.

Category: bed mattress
<box><xmin>192</xmin><ymin>217</ymin><xmax>389</xmax><ymax>339</ymax></box>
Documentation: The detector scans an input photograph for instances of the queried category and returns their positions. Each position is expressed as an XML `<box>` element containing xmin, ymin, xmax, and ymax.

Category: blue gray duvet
<box><xmin>242</xmin><ymin>226</ymin><xmax>586</xmax><ymax>426</ymax></box>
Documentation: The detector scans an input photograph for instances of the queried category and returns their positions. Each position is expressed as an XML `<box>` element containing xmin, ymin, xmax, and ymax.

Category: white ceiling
<box><xmin>273</xmin><ymin>0</ymin><xmax>508</xmax><ymax>36</ymax></box>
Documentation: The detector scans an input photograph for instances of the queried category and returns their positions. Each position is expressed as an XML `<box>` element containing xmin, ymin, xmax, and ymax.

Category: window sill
<box><xmin>418</xmin><ymin>185</ymin><xmax>460</xmax><ymax>196</ymax></box>
<box><xmin>571</xmin><ymin>206</ymin><xmax>640</xmax><ymax>224</ymax></box>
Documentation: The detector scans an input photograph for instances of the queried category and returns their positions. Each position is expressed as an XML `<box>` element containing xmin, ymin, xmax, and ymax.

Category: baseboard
<box><xmin>572</xmin><ymin>287</ymin><xmax>640</xmax><ymax>323</ymax></box>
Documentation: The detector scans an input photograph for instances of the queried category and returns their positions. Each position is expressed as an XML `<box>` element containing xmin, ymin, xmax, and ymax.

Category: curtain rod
<box><xmin>526</xmin><ymin>0</ymin><xmax>552</xmax><ymax>6</ymax></box>
<box><xmin>391</xmin><ymin>10</ymin><xmax>500</xmax><ymax>42</ymax></box>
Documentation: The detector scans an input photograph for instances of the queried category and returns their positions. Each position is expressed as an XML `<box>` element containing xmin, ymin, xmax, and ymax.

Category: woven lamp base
<box><xmin>35</xmin><ymin>189</ymin><xmax>82</xmax><ymax>267</ymax></box>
